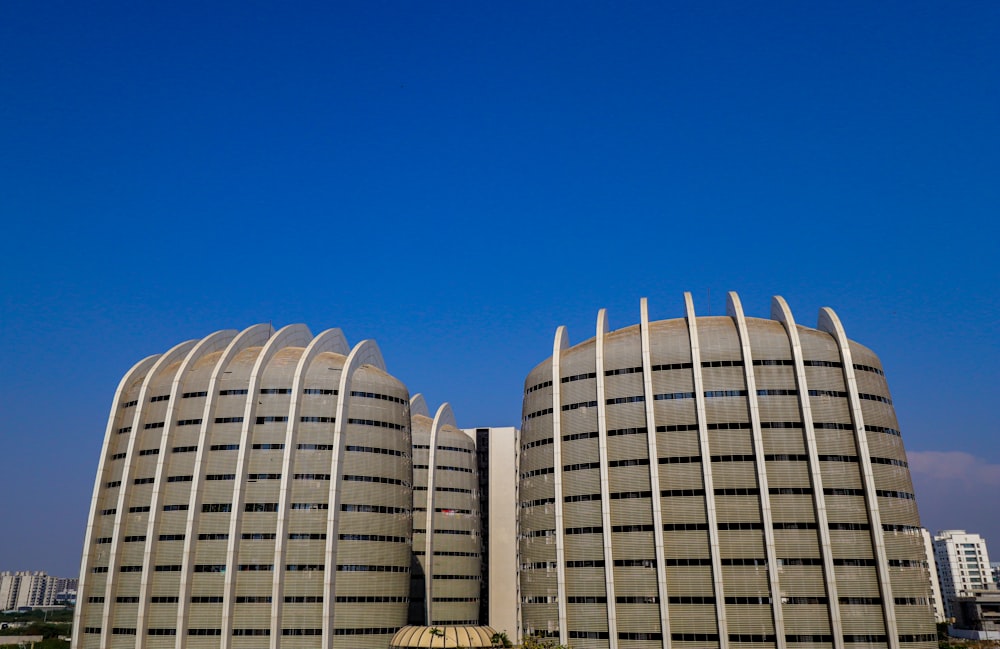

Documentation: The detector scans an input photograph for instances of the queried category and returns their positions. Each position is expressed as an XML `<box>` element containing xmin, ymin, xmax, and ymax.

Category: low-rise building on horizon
<box><xmin>0</xmin><ymin>571</ymin><xmax>78</xmax><ymax>610</ymax></box>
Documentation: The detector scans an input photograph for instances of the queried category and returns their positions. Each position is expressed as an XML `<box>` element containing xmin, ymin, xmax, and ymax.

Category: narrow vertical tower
<box><xmin>409</xmin><ymin>396</ymin><xmax>482</xmax><ymax>626</ymax></box>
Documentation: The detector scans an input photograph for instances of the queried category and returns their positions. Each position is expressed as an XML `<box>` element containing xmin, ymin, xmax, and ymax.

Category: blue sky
<box><xmin>1</xmin><ymin>1</ymin><xmax>997</xmax><ymax>576</ymax></box>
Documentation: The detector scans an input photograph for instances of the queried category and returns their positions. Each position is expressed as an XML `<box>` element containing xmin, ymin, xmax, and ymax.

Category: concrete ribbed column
<box><xmin>100</xmin><ymin>338</ymin><xmax>198</xmax><ymax>649</ymax></box>
<box><xmin>549</xmin><ymin>327</ymin><xmax>569</xmax><ymax>644</ymax></box>
<box><xmin>321</xmin><ymin>339</ymin><xmax>387</xmax><ymax>649</ymax></box>
<box><xmin>818</xmin><ymin>307</ymin><xmax>899</xmax><ymax>649</ymax></box>
<box><xmin>221</xmin><ymin>324</ymin><xmax>313</xmax><ymax>648</ymax></box>
<box><xmin>270</xmin><ymin>328</ymin><xmax>349</xmax><ymax>648</ymax></box>
<box><xmin>594</xmin><ymin>309</ymin><xmax>619</xmax><ymax>649</ymax></box>
<box><xmin>771</xmin><ymin>297</ymin><xmax>844</xmax><ymax>649</ymax></box>
<box><xmin>71</xmin><ymin>353</ymin><xmax>160</xmax><ymax>649</ymax></box>
<box><xmin>175</xmin><ymin>323</ymin><xmax>273</xmax><ymax>647</ymax></box>
<box><xmin>638</xmin><ymin>298</ymin><xmax>673</xmax><ymax>645</ymax></box>
<box><xmin>684</xmin><ymin>292</ymin><xmax>729</xmax><ymax>647</ymax></box>
<box><xmin>136</xmin><ymin>330</ymin><xmax>237</xmax><ymax>640</ymax></box>
<box><xmin>726</xmin><ymin>292</ymin><xmax>786</xmax><ymax>649</ymax></box>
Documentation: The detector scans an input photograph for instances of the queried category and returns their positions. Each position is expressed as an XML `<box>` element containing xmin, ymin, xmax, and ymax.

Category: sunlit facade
<box><xmin>73</xmin><ymin>325</ymin><xmax>413</xmax><ymax>649</ymax></box>
<box><xmin>518</xmin><ymin>292</ymin><xmax>937</xmax><ymax>649</ymax></box>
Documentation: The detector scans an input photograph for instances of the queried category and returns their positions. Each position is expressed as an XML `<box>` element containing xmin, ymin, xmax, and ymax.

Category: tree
<box><xmin>521</xmin><ymin>634</ymin><xmax>570</xmax><ymax>649</ymax></box>
<box><xmin>429</xmin><ymin>626</ymin><xmax>446</xmax><ymax>649</ymax></box>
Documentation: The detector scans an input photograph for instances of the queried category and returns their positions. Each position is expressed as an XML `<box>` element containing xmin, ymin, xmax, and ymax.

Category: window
<box><xmin>245</xmin><ymin>503</ymin><xmax>279</xmax><ymax>512</ymax></box>
<box><xmin>350</xmin><ymin>390</ymin><xmax>406</xmax><ymax>404</ymax></box>
<box><xmin>347</xmin><ymin>418</ymin><xmax>405</xmax><ymax>430</ymax></box>
<box><xmin>193</xmin><ymin>565</ymin><xmax>225</xmax><ymax>573</ymax></box>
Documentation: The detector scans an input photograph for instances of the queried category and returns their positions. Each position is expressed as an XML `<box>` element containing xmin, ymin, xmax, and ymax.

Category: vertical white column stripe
<box><xmin>322</xmin><ymin>339</ymin><xmax>387</xmax><ymax>649</ymax></box>
<box><xmin>270</xmin><ymin>328</ymin><xmax>349</xmax><ymax>648</ymax></box>
<box><xmin>425</xmin><ymin>403</ymin><xmax>458</xmax><ymax>624</ymax></box>
<box><xmin>72</xmin><ymin>354</ymin><xmax>159</xmax><ymax>649</ymax></box>
<box><xmin>818</xmin><ymin>308</ymin><xmax>899</xmax><ymax>649</ymax></box>
<box><xmin>725</xmin><ymin>292</ymin><xmax>786</xmax><ymax>649</ymax></box>
<box><xmin>549</xmin><ymin>326</ymin><xmax>569</xmax><ymax>644</ymax></box>
<box><xmin>638</xmin><ymin>299</ymin><xmax>672</xmax><ymax>645</ymax></box>
<box><xmin>136</xmin><ymin>330</ymin><xmax>237</xmax><ymax>639</ymax></box>
<box><xmin>771</xmin><ymin>297</ymin><xmax>844</xmax><ymax>649</ymax></box>
<box><xmin>221</xmin><ymin>324</ymin><xmax>313</xmax><ymax>648</ymax></box>
<box><xmin>594</xmin><ymin>309</ymin><xmax>619</xmax><ymax>649</ymax></box>
<box><xmin>683</xmin><ymin>292</ymin><xmax>729</xmax><ymax>648</ymax></box>
<box><xmin>423</xmin><ymin>407</ymin><xmax>441</xmax><ymax>623</ymax></box>
<box><xmin>175</xmin><ymin>323</ymin><xmax>273</xmax><ymax>648</ymax></box>
<box><xmin>100</xmin><ymin>338</ymin><xmax>198</xmax><ymax>649</ymax></box>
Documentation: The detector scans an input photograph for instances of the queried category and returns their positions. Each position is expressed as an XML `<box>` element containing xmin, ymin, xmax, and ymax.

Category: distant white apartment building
<box><xmin>0</xmin><ymin>571</ymin><xmax>77</xmax><ymax>610</ymax></box>
<box><xmin>922</xmin><ymin>529</ymin><xmax>946</xmax><ymax>622</ymax></box>
<box><xmin>933</xmin><ymin>530</ymin><xmax>995</xmax><ymax>619</ymax></box>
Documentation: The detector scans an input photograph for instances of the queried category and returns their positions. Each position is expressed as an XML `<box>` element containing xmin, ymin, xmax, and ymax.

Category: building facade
<box><xmin>518</xmin><ymin>293</ymin><xmax>937</xmax><ymax>649</ymax></box>
<box><xmin>468</xmin><ymin>426</ymin><xmax>521</xmax><ymax>640</ymax></box>
<box><xmin>408</xmin><ymin>396</ymin><xmax>481</xmax><ymax>626</ymax></box>
<box><xmin>933</xmin><ymin>530</ymin><xmax>995</xmax><ymax>619</ymax></box>
<box><xmin>73</xmin><ymin>325</ymin><xmax>414</xmax><ymax>649</ymax></box>
<box><xmin>0</xmin><ymin>571</ymin><xmax>77</xmax><ymax>610</ymax></box>
<box><xmin>919</xmin><ymin>529</ymin><xmax>945</xmax><ymax>622</ymax></box>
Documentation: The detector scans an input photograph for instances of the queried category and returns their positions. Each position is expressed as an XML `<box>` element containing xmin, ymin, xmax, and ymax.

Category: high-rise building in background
<box><xmin>518</xmin><ymin>293</ymin><xmax>937</xmax><ymax>649</ymax></box>
<box><xmin>933</xmin><ymin>530</ymin><xmax>995</xmax><ymax>619</ymax></box>
<box><xmin>0</xmin><ymin>571</ymin><xmax>77</xmax><ymax>610</ymax></box>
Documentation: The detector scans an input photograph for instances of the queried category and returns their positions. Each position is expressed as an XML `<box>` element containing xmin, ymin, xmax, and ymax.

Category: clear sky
<box><xmin>1</xmin><ymin>1</ymin><xmax>997</xmax><ymax>577</ymax></box>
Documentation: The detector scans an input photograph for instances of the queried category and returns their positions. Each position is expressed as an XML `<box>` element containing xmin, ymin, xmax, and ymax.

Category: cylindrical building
<box><xmin>408</xmin><ymin>395</ymin><xmax>482</xmax><ymax>626</ymax></box>
<box><xmin>518</xmin><ymin>293</ymin><xmax>936</xmax><ymax>649</ymax></box>
<box><xmin>73</xmin><ymin>324</ymin><xmax>413</xmax><ymax>649</ymax></box>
